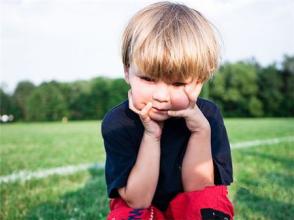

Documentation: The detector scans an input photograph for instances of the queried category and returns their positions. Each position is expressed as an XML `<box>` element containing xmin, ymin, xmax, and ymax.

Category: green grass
<box><xmin>224</xmin><ymin>118</ymin><xmax>294</xmax><ymax>143</ymax></box>
<box><xmin>0</xmin><ymin>121</ymin><xmax>105</xmax><ymax>176</ymax></box>
<box><xmin>0</xmin><ymin>118</ymin><xmax>293</xmax><ymax>219</ymax></box>
<box><xmin>1</xmin><ymin>170</ymin><xmax>108</xmax><ymax>220</ymax></box>
<box><xmin>230</xmin><ymin>142</ymin><xmax>293</xmax><ymax>219</ymax></box>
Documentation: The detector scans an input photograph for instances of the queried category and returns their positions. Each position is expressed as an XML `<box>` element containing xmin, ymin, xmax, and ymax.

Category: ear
<box><xmin>124</xmin><ymin>66</ymin><xmax>130</xmax><ymax>84</ymax></box>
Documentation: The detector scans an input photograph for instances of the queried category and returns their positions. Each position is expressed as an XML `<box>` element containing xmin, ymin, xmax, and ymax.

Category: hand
<box><xmin>167</xmin><ymin>80</ymin><xmax>210</xmax><ymax>133</ymax></box>
<box><xmin>128</xmin><ymin>90</ymin><xmax>164</xmax><ymax>139</ymax></box>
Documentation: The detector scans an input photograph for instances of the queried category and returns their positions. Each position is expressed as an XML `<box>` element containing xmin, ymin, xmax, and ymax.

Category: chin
<box><xmin>149</xmin><ymin>111</ymin><xmax>170</xmax><ymax>121</ymax></box>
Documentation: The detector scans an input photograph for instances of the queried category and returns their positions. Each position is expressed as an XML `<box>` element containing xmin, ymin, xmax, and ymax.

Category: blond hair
<box><xmin>121</xmin><ymin>1</ymin><xmax>221</xmax><ymax>83</ymax></box>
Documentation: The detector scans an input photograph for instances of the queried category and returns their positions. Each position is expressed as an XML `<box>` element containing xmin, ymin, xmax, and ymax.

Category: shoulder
<box><xmin>197</xmin><ymin>98</ymin><xmax>224</xmax><ymax>125</ymax></box>
<box><xmin>101</xmin><ymin>100</ymin><xmax>127</xmax><ymax>134</ymax></box>
<box><xmin>101</xmin><ymin>99</ymin><xmax>140</xmax><ymax>137</ymax></box>
<box><xmin>197</xmin><ymin>98</ymin><xmax>219</xmax><ymax>116</ymax></box>
<box><xmin>102</xmin><ymin>100</ymin><xmax>127</xmax><ymax>124</ymax></box>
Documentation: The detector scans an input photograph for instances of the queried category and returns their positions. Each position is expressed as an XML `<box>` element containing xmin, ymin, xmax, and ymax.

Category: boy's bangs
<box><xmin>132</xmin><ymin>28</ymin><xmax>216</xmax><ymax>83</ymax></box>
<box><xmin>133</xmin><ymin>53</ymin><xmax>196</xmax><ymax>84</ymax></box>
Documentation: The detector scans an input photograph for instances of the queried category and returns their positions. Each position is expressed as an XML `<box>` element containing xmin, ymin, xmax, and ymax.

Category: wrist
<box><xmin>143</xmin><ymin>131</ymin><xmax>161</xmax><ymax>142</ymax></box>
<box><xmin>191</xmin><ymin>122</ymin><xmax>211</xmax><ymax>135</ymax></box>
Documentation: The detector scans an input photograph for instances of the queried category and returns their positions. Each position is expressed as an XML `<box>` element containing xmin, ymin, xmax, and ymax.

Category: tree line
<box><xmin>1</xmin><ymin>55</ymin><xmax>293</xmax><ymax>122</ymax></box>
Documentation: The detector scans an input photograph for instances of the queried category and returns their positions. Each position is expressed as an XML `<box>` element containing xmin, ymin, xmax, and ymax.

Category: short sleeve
<box><xmin>210</xmin><ymin>107</ymin><xmax>233</xmax><ymax>185</ymax></box>
<box><xmin>101</xmin><ymin>119</ymin><xmax>138</xmax><ymax>198</ymax></box>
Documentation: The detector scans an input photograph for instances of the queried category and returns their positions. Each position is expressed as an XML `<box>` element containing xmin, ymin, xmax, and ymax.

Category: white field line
<box><xmin>0</xmin><ymin>163</ymin><xmax>104</xmax><ymax>184</ymax></box>
<box><xmin>1</xmin><ymin>136</ymin><xmax>293</xmax><ymax>184</ymax></box>
<box><xmin>231</xmin><ymin>136</ymin><xmax>294</xmax><ymax>149</ymax></box>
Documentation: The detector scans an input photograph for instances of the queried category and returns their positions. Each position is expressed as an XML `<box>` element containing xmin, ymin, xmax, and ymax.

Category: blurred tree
<box><xmin>0</xmin><ymin>88</ymin><xmax>13</xmax><ymax>115</ymax></box>
<box><xmin>59</xmin><ymin>80</ymin><xmax>92</xmax><ymax>120</ymax></box>
<box><xmin>209</xmin><ymin>61</ymin><xmax>262</xmax><ymax>117</ymax></box>
<box><xmin>12</xmin><ymin>81</ymin><xmax>35</xmax><ymax>121</ymax></box>
<box><xmin>26</xmin><ymin>81</ymin><xmax>68</xmax><ymax>121</ymax></box>
<box><xmin>256</xmin><ymin>64</ymin><xmax>283</xmax><ymax>116</ymax></box>
<box><xmin>282</xmin><ymin>55</ymin><xmax>294</xmax><ymax>74</ymax></box>
<box><xmin>280</xmin><ymin>55</ymin><xmax>294</xmax><ymax>116</ymax></box>
<box><xmin>200</xmin><ymin>83</ymin><xmax>210</xmax><ymax>99</ymax></box>
<box><xmin>107</xmin><ymin>78</ymin><xmax>129</xmax><ymax>110</ymax></box>
<box><xmin>87</xmin><ymin>77</ymin><xmax>112</xmax><ymax>119</ymax></box>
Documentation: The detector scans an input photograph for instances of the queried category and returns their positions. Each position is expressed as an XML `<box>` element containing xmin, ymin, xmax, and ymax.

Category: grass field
<box><xmin>1</xmin><ymin>118</ymin><xmax>293</xmax><ymax>219</ymax></box>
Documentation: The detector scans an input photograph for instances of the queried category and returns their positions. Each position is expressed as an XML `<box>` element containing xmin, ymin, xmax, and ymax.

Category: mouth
<box><xmin>153</xmin><ymin>107</ymin><xmax>168</xmax><ymax>113</ymax></box>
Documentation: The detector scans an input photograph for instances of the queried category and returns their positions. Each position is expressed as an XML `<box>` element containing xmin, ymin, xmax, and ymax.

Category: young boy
<box><xmin>102</xmin><ymin>2</ymin><xmax>234</xmax><ymax>219</ymax></box>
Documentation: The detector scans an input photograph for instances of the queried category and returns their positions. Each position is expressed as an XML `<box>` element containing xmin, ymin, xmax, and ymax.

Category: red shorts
<box><xmin>107</xmin><ymin>185</ymin><xmax>234</xmax><ymax>220</ymax></box>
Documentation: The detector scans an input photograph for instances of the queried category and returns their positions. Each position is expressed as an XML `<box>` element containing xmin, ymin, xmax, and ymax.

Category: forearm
<box><xmin>120</xmin><ymin>132</ymin><xmax>160</xmax><ymax>208</ymax></box>
<box><xmin>182</xmin><ymin>125</ymin><xmax>214</xmax><ymax>191</ymax></box>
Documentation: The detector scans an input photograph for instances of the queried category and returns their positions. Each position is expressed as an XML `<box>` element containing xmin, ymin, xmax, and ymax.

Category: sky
<box><xmin>1</xmin><ymin>0</ymin><xmax>294</xmax><ymax>93</ymax></box>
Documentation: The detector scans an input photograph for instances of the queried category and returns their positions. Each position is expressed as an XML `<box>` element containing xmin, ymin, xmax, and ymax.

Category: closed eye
<box><xmin>173</xmin><ymin>82</ymin><xmax>186</xmax><ymax>87</ymax></box>
<box><xmin>140</xmin><ymin>76</ymin><xmax>155</xmax><ymax>82</ymax></box>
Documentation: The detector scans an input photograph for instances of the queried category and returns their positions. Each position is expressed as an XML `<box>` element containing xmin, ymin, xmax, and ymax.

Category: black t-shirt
<box><xmin>101</xmin><ymin>98</ymin><xmax>233</xmax><ymax>211</ymax></box>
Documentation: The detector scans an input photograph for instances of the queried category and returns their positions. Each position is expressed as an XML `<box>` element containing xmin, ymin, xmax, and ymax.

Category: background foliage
<box><xmin>1</xmin><ymin>55</ymin><xmax>293</xmax><ymax>121</ymax></box>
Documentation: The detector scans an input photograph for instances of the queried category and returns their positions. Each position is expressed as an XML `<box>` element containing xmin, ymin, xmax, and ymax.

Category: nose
<box><xmin>152</xmin><ymin>82</ymin><xmax>170</xmax><ymax>103</ymax></box>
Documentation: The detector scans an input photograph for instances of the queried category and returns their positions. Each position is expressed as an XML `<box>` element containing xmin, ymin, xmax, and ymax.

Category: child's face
<box><xmin>125</xmin><ymin>64</ymin><xmax>197</xmax><ymax>121</ymax></box>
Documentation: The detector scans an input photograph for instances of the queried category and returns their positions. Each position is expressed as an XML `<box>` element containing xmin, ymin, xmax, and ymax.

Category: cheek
<box><xmin>131</xmin><ymin>84</ymin><xmax>153</xmax><ymax>110</ymax></box>
<box><xmin>132</xmin><ymin>93</ymin><xmax>145</xmax><ymax>110</ymax></box>
<box><xmin>171</xmin><ymin>90</ymin><xmax>190</xmax><ymax>110</ymax></box>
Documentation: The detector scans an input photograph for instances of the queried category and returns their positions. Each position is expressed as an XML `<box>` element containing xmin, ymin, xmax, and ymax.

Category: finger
<box><xmin>184</xmin><ymin>85</ymin><xmax>197</xmax><ymax>107</ymax></box>
<box><xmin>184</xmin><ymin>81</ymin><xmax>203</xmax><ymax>106</ymax></box>
<box><xmin>128</xmin><ymin>90</ymin><xmax>140</xmax><ymax>114</ymax></box>
<box><xmin>168</xmin><ymin>109</ymin><xmax>187</xmax><ymax>118</ymax></box>
<box><xmin>140</xmin><ymin>102</ymin><xmax>152</xmax><ymax>120</ymax></box>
